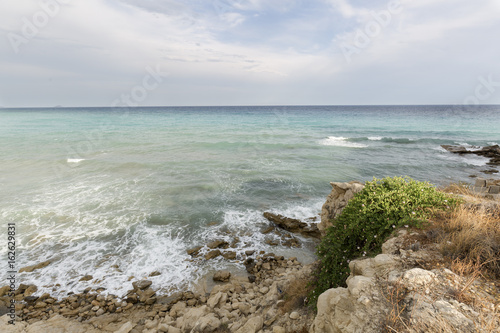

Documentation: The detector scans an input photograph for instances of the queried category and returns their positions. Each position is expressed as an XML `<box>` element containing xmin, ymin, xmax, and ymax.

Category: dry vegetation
<box><xmin>437</xmin><ymin>184</ymin><xmax>500</xmax><ymax>279</ymax></box>
<box><xmin>279</xmin><ymin>277</ymin><xmax>312</xmax><ymax>315</ymax></box>
<box><xmin>381</xmin><ymin>183</ymin><xmax>500</xmax><ymax>332</ymax></box>
<box><xmin>381</xmin><ymin>279</ymin><xmax>411</xmax><ymax>333</ymax></box>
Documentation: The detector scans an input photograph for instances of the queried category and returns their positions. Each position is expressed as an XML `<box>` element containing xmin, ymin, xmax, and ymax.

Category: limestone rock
<box><xmin>207</xmin><ymin>240</ymin><xmax>229</xmax><ymax>249</ymax></box>
<box><xmin>192</xmin><ymin>313</ymin><xmax>222</xmax><ymax>332</ymax></box>
<box><xmin>187</xmin><ymin>246</ymin><xmax>203</xmax><ymax>256</ymax></box>
<box><xmin>319</xmin><ymin>181</ymin><xmax>364</xmax><ymax>235</ymax></box>
<box><xmin>79</xmin><ymin>275</ymin><xmax>93</xmax><ymax>282</ymax></box>
<box><xmin>132</xmin><ymin>279</ymin><xmax>152</xmax><ymax>290</ymax></box>
<box><xmin>222</xmin><ymin>251</ymin><xmax>237</xmax><ymax>260</ymax></box>
<box><xmin>19</xmin><ymin>260</ymin><xmax>51</xmax><ymax>273</ymax></box>
<box><xmin>207</xmin><ymin>291</ymin><xmax>227</xmax><ymax>308</ymax></box>
<box><xmin>180</xmin><ymin>305</ymin><xmax>210</xmax><ymax>332</ymax></box>
<box><xmin>213</xmin><ymin>270</ymin><xmax>231</xmax><ymax>282</ymax></box>
<box><xmin>205</xmin><ymin>250</ymin><xmax>222</xmax><ymax>260</ymax></box>
<box><xmin>235</xmin><ymin>316</ymin><xmax>263</xmax><ymax>333</ymax></box>
<box><xmin>273</xmin><ymin>326</ymin><xmax>286</xmax><ymax>333</ymax></box>
<box><xmin>116</xmin><ymin>321</ymin><xmax>135</xmax><ymax>333</ymax></box>
<box><xmin>263</xmin><ymin>212</ymin><xmax>321</xmax><ymax>238</ymax></box>
<box><xmin>401</xmin><ymin>268</ymin><xmax>436</xmax><ymax>289</ymax></box>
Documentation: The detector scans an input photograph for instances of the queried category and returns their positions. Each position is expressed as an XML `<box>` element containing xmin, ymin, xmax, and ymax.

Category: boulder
<box><xmin>192</xmin><ymin>313</ymin><xmax>222</xmax><ymax>332</ymax></box>
<box><xmin>187</xmin><ymin>246</ymin><xmax>203</xmax><ymax>256</ymax></box>
<box><xmin>180</xmin><ymin>305</ymin><xmax>210</xmax><ymax>332</ymax></box>
<box><xmin>235</xmin><ymin>316</ymin><xmax>263</xmax><ymax>333</ymax></box>
<box><xmin>132</xmin><ymin>280</ymin><xmax>152</xmax><ymax>291</ymax></box>
<box><xmin>319</xmin><ymin>181</ymin><xmax>364</xmax><ymax>235</ymax></box>
<box><xmin>205</xmin><ymin>250</ymin><xmax>222</xmax><ymax>260</ymax></box>
<box><xmin>263</xmin><ymin>212</ymin><xmax>321</xmax><ymax>238</ymax></box>
<box><xmin>207</xmin><ymin>292</ymin><xmax>227</xmax><ymax>308</ymax></box>
<box><xmin>79</xmin><ymin>275</ymin><xmax>93</xmax><ymax>282</ymax></box>
<box><xmin>213</xmin><ymin>270</ymin><xmax>231</xmax><ymax>282</ymax></box>
<box><xmin>207</xmin><ymin>240</ymin><xmax>229</xmax><ymax>249</ymax></box>
<box><xmin>19</xmin><ymin>260</ymin><xmax>51</xmax><ymax>273</ymax></box>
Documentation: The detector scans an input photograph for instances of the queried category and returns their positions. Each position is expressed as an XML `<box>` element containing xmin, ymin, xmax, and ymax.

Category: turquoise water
<box><xmin>1</xmin><ymin>105</ymin><xmax>499</xmax><ymax>297</ymax></box>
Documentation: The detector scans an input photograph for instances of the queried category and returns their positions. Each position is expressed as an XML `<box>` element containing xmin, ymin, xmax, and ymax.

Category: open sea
<box><xmin>1</xmin><ymin>105</ymin><xmax>499</xmax><ymax>298</ymax></box>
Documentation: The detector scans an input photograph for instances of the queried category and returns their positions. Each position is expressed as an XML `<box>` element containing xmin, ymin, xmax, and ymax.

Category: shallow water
<box><xmin>1</xmin><ymin>105</ymin><xmax>498</xmax><ymax>297</ymax></box>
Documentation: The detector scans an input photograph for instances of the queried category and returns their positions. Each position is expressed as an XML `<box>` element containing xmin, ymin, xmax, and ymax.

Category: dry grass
<box><xmin>440</xmin><ymin>182</ymin><xmax>476</xmax><ymax>196</ymax></box>
<box><xmin>434</xmin><ymin>203</ymin><xmax>500</xmax><ymax>279</ymax></box>
<box><xmin>383</xmin><ymin>190</ymin><xmax>500</xmax><ymax>332</ymax></box>
<box><xmin>279</xmin><ymin>277</ymin><xmax>312</xmax><ymax>314</ymax></box>
<box><xmin>380</xmin><ymin>279</ymin><xmax>411</xmax><ymax>333</ymax></box>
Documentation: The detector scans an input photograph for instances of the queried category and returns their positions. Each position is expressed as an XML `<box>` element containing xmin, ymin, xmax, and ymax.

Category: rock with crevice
<box><xmin>310</xmin><ymin>231</ymin><xmax>498</xmax><ymax>333</ymax></box>
<box><xmin>319</xmin><ymin>181</ymin><xmax>365</xmax><ymax>235</ymax></box>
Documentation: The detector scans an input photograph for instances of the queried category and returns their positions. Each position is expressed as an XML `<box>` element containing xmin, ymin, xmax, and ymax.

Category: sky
<box><xmin>1</xmin><ymin>0</ymin><xmax>500</xmax><ymax>107</ymax></box>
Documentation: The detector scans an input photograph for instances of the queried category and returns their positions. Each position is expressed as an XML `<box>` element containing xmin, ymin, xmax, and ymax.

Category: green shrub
<box><xmin>309</xmin><ymin>176</ymin><xmax>460</xmax><ymax>306</ymax></box>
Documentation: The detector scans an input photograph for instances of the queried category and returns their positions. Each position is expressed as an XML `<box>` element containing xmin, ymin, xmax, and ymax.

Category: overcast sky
<box><xmin>1</xmin><ymin>0</ymin><xmax>500</xmax><ymax>107</ymax></box>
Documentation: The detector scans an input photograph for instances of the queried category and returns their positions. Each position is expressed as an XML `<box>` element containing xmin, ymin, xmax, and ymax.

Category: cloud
<box><xmin>325</xmin><ymin>0</ymin><xmax>370</xmax><ymax>19</ymax></box>
<box><xmin>1</xmin><ymin>0</ymin><xmax>499</xmax><ymax>106</ymax></box>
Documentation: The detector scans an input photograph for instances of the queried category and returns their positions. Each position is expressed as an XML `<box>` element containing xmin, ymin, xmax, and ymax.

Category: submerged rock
<box><xmin>19</xmin><ymin>260</ymin><xmax>51</xmax><ymax>273</ymax></box>
<box><xmin>213</xmin><ymin>270</ymin><xmax>231</xmax><ymax>282</ymax></box>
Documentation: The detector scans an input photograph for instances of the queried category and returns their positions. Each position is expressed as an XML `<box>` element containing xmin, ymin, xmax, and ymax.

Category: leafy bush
<box><xmin>310</xmin><ymin>176</ymin><xmax>459</xmax><ymax>306</ymax></box>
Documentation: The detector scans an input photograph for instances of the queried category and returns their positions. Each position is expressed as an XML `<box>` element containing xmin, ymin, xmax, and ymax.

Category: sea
<box><xmin>1</xmin><ymin>105</ymin><xmax>499</xmax><ymax>298</ymax></box>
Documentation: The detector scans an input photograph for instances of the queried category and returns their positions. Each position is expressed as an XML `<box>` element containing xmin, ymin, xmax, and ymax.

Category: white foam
<box><xmin>464</xmin><ymin>156</ymin><xmax>489</xmax><ymax>167</ymax></box>
<box><xmin>67</xmin><ymin>158</ymin><xmax>85</xmax><ymax>163</ymax></box>
<box><xmin>368</xmin><ymin>136</ymin><xmax>383</xmax><ymax>141</ymax></box>
<box><xmin>6</xmin><ymin>173</ymin><xmax>323</xmax><ymax>299</ymax></box>
<box><xmin>319</xmin><ymin>136</ymin><xmax>368</xmax><ymax>148</ymax></box>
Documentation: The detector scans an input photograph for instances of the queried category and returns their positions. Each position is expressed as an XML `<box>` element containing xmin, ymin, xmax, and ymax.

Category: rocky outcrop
<box><xmin>319</xmin><ymin>181</ymin><xmax>364</xmax><ymax>235</ymax></box>
<box><xmin>473</xmin><ymin>178</ymin><xmax>500</xmax><ymax>200</ymax></box>
<box><xmin>1</xmin><ymin>254</ymin><xmax>315</xmax><ymax>333</ymax></box>
<box><xmin>310</xmin><ymin>229</ymin><xmax>500</xmax><ymax>333</ymax></box>
<box><xmin>442</xmin><ymin>144</ymin><xmax>500</xmax><ymax>166</ymax></box>
<box><xmin>263</xmin><ymin>212</ymin><xmax>321</xmax><ymax>238</ymax></box>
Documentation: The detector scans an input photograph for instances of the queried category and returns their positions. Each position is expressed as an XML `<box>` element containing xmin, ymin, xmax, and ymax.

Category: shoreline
<box><xmin>2</xmin><ymin>252</ymin><xmax>316</xmax><ymax>333</ymax></box>
<box><xmin>2</xmin><ymin>176</ymin><xmax>499</xmax><ymax>332</ymax></box>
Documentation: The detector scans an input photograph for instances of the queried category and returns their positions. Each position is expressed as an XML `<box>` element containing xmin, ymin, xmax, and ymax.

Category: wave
<box><xmin>330</xmin><ymin>136</ymin><xmax>459</xmax><ymax>145</ymax></box>
<box><xmin>319</xmin><ymin>136</ymin><xmax>368</xmax><ymax>148</ymax></box>
<box><xmin>67</xmin><ymin>158</ymin><xmax>85</xmax><ymax>163</ymax></box>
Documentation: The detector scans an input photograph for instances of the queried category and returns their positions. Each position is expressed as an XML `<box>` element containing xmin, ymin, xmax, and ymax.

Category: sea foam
<box><xmin>319</xmin><ymin>136</ymin><xmax>368</xmax><ymax>148</ymax></box>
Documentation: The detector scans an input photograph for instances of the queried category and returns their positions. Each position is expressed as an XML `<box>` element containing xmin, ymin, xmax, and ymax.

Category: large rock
<box><xmin>213</xmin><ymin>270</ymin><xmax>231</xmax><ymax>282</ymax></box>
<box><xmin>319</xmin><ymin>181</ymin><xmax>364</xmax><ymax>235</ymax></box>
<box><xmin>19</xmin><ymin>260</ymin><xmax>51</xmax><ymax>273</ymax></box>
<box><xmin>310</xmin><ymin>230</ymin><xmax>491</xmax><ymax>333</ymax></box>
<box><xmin>441</xmin><ymin>144</ymin><xmax>500</xmax><ymax>166</ymax></box>
<box><xmin>207</xmin><ymin>291</ymin><xmax>227</xmax><ymax>308</ymax></box>
<box><xmin>263</xmin><ymin>212</ymin><xmax>321</xmax><ymax>238</ymax></box>
<box><xmin>180</xmin><ymin>305</ymin><xmax>210</xmax><ymax>332</ymax></box>
<box><xmin>235</xmin><ymin>316</ymin><xmax>263</xmax><ymax>333</ymax></box>
<box><xmin>192</xmin><ymin>313</ymin><xmax>222</xmax><ymax>332</ymax></box>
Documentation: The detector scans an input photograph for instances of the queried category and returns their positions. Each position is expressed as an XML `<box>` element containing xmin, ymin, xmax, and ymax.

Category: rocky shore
<box><xmin>2</xmin><ymin>252</ymin><xmax>315</xmax><ymax>333</ymax></box>
<box><xmin>2</xmin><ymin>180</ymin><xmax>499</xmax><ymax>332</ymax></box>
